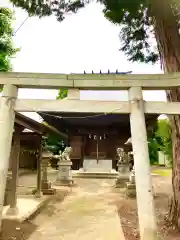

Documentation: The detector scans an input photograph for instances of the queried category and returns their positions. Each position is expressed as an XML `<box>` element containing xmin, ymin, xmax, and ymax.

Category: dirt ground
<box><xmin>0</xmin><ymin>190</ymin><xmax>69</xmax><ymax>240</ymax></box>
<box><xmin>0</xmin><ymin>171</ymin><xmax>179</xmax><ymax>240</ymax></box>
<box><xmin>116</xmin><ymin>175</ymin><xmax>180</xmax><ymax>240</ymax></box>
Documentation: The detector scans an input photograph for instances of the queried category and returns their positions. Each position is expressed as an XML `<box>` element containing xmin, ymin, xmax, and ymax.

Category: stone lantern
<box><xmin>115</xmin><ymin>148</ymin><xmax>130</xmax><ymax>188</ymax></box>
<box><xmin>41</xmin><ymin>150</ymin><xmax>56</xmax><ymax>194</ymax></box>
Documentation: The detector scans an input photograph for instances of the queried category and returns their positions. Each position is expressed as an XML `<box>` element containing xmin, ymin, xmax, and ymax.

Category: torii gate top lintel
<box><xmin>0</xmin><ymin>71</ymin><xmax>180</xmax><ymax>90</ymax></box>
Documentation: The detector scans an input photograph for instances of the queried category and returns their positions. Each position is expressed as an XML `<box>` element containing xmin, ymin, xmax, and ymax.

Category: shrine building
<box><xmin>39</xmin><ymin>71</ymin><xmax>158</xmax><ymax>172</ymax></box>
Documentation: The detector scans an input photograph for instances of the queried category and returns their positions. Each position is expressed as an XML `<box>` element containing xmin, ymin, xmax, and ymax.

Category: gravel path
<box><xmin>19</xmin><ymin>176</ymin><xmax>125</xmax><ymax>240</ymax></box>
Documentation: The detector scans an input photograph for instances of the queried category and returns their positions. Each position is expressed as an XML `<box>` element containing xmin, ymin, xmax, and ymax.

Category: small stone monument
<box><xmin>41</xmin><ymin>150</ymin><xmax>56</xmax><ymax>195</ymax></box>
<box><xmin>55</xmin><ymin>147</ymin><xmax>74</xmax><ymax>186</ymax></box>
<box><xmin>115</xmin><ymin>148</ymin><xmax>130</xmax><ymax>188</ymax></box>
<box><xmin>126</xmin><ymin>164</ymin><xmax>136</xmax><ymax>198</ymax></box>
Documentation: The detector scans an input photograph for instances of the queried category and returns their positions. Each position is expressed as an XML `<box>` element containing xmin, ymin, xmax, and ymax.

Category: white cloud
<box><xmin>80</xmin><ymin>90</ymin><xmax>166</xmax><ymax>101</ymax></box>
<box><xmin>12</xmin><ymin>3</ymin><xmax>162</xmax><ymax>75</ymax></box>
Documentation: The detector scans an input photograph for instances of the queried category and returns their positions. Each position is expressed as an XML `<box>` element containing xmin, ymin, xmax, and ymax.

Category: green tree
<box><xmin>148</xmin><ymin>137</ymin><xmax>159</xmax><ymax>164</ymax></box>
<box><xmin>156</xmin><ymin>119</ymin><xmax>172</xmax><ymax>161</ymax></box>
<box><xmin>9</xmin><ymin>0</ymin><xmax>180</xmax><ymax>227</ymax></box>
<box><xmin>0</xmin><ymin>8</ymin><xmax>19</xmax><ymax>72</ymax></box>
<box><xmin>42</xmin><ymin>122</ymin><xmax>66</xmax><ymax>153</ymax></box>
<box><xmin>57</xmin><ymin>88</ymin><xmax>68</xmax><ymax>99</ymax></box>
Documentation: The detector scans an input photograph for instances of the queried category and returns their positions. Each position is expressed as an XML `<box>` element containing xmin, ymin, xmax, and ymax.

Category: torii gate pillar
<box><xmin>0</xmin><ymin>84</ymin><xmax>17</xmax><ymax>231</ymax></box>
<box><xmin>129</xmin><ymin>87</ymin><xmax>157</xmax><ymax>240</ymax></box>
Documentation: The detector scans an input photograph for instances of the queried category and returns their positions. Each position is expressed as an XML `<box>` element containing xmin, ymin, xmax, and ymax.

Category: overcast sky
<box><xmin>2</xmin><ymin>1</ymin><xmax>166</xmax><ymax>121</ymax></box>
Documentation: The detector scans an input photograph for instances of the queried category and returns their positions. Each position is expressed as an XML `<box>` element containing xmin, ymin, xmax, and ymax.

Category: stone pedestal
<box><xmin>83</xmin><ymin>159</ymin><xmax>113</xmax><ymax>172</ymax></box>
<box><xmin>115</xmin><ymin>163</ymin><xmax>129</xmax><ymax>188</ymax></box>
<box><xmin>126</xmin><ymin>182</ymin><xmax>136</xmax><ymax>198</ymax></box>
<box><xmin>55</xmin><ymin>160</ymin><xmax>74</xmax><ymax>186</ymax></box>
<box><xmin>126</xmin><ymin>169</ymin><xmax>136</xmax><ymax>198</ymax></box>
<box><xmin>126</xmin><ymin>169</ymin><xmax>155</xmax><ymax>198</ymax></box>
<box><xmin>33</xmin><ymin>151</ymin><xmax>55</xmax><ymax>195</ymax></box>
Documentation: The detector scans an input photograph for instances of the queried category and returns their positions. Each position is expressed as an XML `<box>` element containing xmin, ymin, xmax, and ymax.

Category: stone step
<box><xmin>83</xmin><ymin>159</ymin><xmax>113</xmax><ymax>173</ymax></box>
<box><xmin>72</xmin><ymin>171</ymin><xmax>118</xmax><ymax>179</ymax></box>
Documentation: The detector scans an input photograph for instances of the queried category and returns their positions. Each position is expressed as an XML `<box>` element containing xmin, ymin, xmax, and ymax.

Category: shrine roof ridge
<box><xmin>81</xmin><ymin>70</ymin><xmax>132</xmax><ymax>74</ymax></box>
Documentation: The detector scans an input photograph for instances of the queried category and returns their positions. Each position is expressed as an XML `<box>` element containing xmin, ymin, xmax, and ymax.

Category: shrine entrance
<box><xmin>85</xmin><ymin>134</ymin><xmax>108</xmax><ymax>161</ymax></box>
<box><xmin>82</xmin><ymin>133</ymin><xmax>116</xmax><ymax>172</ymax></box>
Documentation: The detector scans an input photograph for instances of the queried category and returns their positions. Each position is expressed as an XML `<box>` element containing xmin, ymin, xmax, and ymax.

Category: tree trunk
<box><xmin>150</xmin><ymin>0</ymin><xmax>180</xmax><ymax>228</ymax></box>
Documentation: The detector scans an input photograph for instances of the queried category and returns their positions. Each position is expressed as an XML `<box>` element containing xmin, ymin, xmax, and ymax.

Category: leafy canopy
<box><xmin>10</xmin><ymin>0</ymin><xmax>86</xmax><ymax>21</ymax></box>
<box><xmin>0</xmin><ymin>8</ymin><xmax>19</xmax><ymax>71</ymax></box>
<box><xmin>102</xmin><ymin>0</ymin><xmax>162</xmax><ymax>63</ymax></box>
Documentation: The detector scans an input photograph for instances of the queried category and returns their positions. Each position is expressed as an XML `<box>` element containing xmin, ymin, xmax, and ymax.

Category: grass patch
<box><xmin>152</xmin><ymin>168</ymin><xmax>172</xmax><ymax>176</ymax></box>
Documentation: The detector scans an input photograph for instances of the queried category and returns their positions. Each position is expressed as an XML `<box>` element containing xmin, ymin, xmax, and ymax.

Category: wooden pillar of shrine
<box><xmin>35</xmin><ymin>136</ymin><xmax>43</xmax><ymax>197</ymax></box>
<box><xmin>6</xmin><ymin>126</ymin><xmax>21</xmax><ymax>215</ymax></box>
<box><xmin>70</xmin><ymin>135</ymin><xmax>83</xmax><ymax>170</ymax></box>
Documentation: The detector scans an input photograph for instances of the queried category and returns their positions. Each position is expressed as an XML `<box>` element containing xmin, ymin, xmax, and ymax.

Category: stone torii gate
<box><xmin>0</xmin><ymin>72</ymin><xmax>180</xmax><ymax>240</ymax></box>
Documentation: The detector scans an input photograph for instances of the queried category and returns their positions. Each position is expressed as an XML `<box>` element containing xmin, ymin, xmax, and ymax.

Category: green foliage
<box><xmin>0</xmin><ymin>8</ymin><xmax>19</xmax><ymax>72</ymax></box>
<box><xmin>148</xmin><ymin>119</ymin><xmax>172</xmax><ymax>165</ymax></box>
<box><xmin>10</xmin><ymin>0</ymin><xmax>86</xmax><ymax>21</ymax></box>
<box><xmin>57</xmin><ymin>88</ymin><xmax>68</xmax><ymax>99</ymax></box>
<box><xmin>42</xmin><ymin>134</ymin><xmax>66</xmax><ymax>154</ymax></box>
<box><xmin>46</xmin><ymin>134</ymin><xmax>65</xmax><ymax>153</ymax></box>
<box><xmin>102</xmin><ymin>0</ymin><xmax>160</xmax><ymax>63</ymax></box>
<box><xmin>42</xmin><ymin>122</ymin><xmax>66</xmax><ymax>154</ymax></box>
<box><xmin>148</xmin><ymin>137</ymin><xmax>159</xmax><ymax>165</ymax></box>
<box><xmin>155</xmin><ymin>119</ymin><xmax>172</xmax><ymax>161</ymax></box>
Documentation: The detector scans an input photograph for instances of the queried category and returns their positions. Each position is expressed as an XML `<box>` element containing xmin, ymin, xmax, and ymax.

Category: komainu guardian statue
<box><xmin>55</xmin><ymin>146</ymin><xmax>74</xmax><ymax>186</ymax></box>
<box><xmin>117</xmin><ymin>147</ymin><xmax>127</xmax><ymax>164</ymax></box>
<box><xmin>61</xmin><ymin>147</ymin><xmax>72</xmax><ymax>162</ymax></box>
